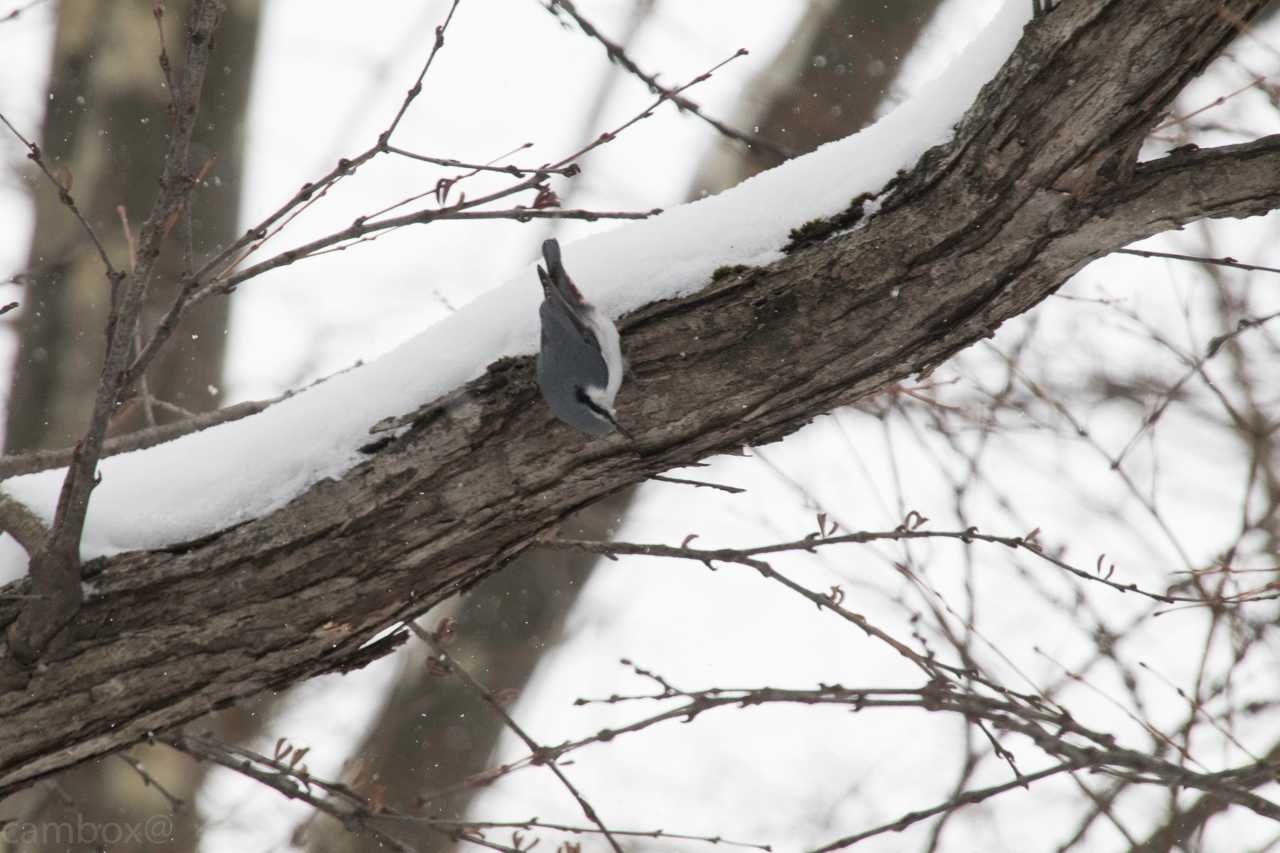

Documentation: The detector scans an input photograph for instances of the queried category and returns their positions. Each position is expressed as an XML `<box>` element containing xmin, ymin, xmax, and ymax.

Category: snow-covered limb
<box><xmin>4</xmin><ymin>3</ymin><xmax>1029</xmax><ymax>562</ymax></box>
<box><xmin>0</xmin><ymin>0</ymin><xmax>1275</xmax><ymax>795</ymax></box>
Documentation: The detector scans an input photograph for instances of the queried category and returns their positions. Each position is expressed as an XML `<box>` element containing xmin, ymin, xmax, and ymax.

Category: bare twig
<box><xmin>544</xmin><ymin>48</ymin><xmax>751</xmax><ymax>171</ymax></box>
<box><xmin>1113</xmin><ymin>308</ymin><xmax>1280</xmax><ymax>468</ymax></box>
<box><xmin>385</xmin><ymin>144</ymin><xmax>579</xmax><ymax>176</ymax></box>
<box><xmin>1116</xmin><ymin>246</ymin><xmax>1280</xmax><ymax>277</ymax></box>
<box><xmin>113</xmin><ymin>44</ymin><xmax>744</xmax><ymax>407</ymax></box>
<box><xmin>0</xmin><ymin>110</ymin><xmax>120</xmax><ymax>279</ymax></box>
<box><xmin>408</xmin><ymin>619</ymin><xmax>626</xmax><ymax>853</ymax></box>
<box><xmin>163</xmin><ymin>732</ymin><xmax>421</xmax><ymax>853</ymax></box>
<box><xmin>211</xmin><ymin>206</ymin><xmax>661</xmax><ymax>291</ymax></box>
<box><xmin>808</xmin><ymin>761</ymin><xmax>1084</xmax><ymax>851</ymax></box>
<box><xmin>379</xmin><ymin>814</ymin><xmax>774</xmax><ymax>850</ymax></box>
<box><xmin>151</xmin><ymin>1</ymin><xmax>177</xmax><ymax>108</ymax></box>
<box><xmin>184</xmin><ymin>49</ymin><xmax>745</xmax><ymax>301</ymax></box>
<box><xmin>547</xmin><ymin>0</ymin><xmax>791</xmax><ymax>158</ymax></box>
<box><xmin>379</xmin><ymin>0</ymin><xmax>462</xmax><ymax>143</ymax></box>
<box><xmin>541</xmin><ymin>524</ymin><xmax>1251</xmax><ymax>607</ymax></box>
<box><xmin>121</xmin><ymin>0</ymin><xmax>467</xmax><ymax>404</ymax></box>
<box><xmin>0</xmin><ymin>397</ymin><xmax>277</xmax><ymax>481</ymax></box>
<box><xmin>427</xmin><ymin>666</ymin><xmax>1280</xmax><ymax>835</ymax></box>
<box><xmin>650</xmin><ymin>474</ymin><xmax>746</xmax><ymax>494</ymax></box>
<box><xmin>0</xmin><ymin>0</ymin><xmax>48</xmax><ymax>23</ymax></box>
<box><xmin>544</xmin><ymin>533</ymin><xmax>983</xmax><ymax>685</ymax></box>
<box><xmin>114</xmin><ymin>752</ymin><xmax>186</xmax><ymax>812</ymax></box>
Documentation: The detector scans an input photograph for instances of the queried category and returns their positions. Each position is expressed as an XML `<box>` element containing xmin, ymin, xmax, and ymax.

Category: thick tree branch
<box><xmin>1106</xmin><ymin>135</ymin><xmax>1280</xmax><ymax>232</ymax></box>
<box><xmin>0</xmin><ymin>0</ymin><xmax>1274</xmax><ymax>796</ymax></box>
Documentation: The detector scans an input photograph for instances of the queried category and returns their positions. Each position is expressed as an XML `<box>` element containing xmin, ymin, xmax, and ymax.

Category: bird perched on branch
<box><xmin>535</xmin><ymin>238</ymin><xmax>629</xmax><ymax>437</ymax></box>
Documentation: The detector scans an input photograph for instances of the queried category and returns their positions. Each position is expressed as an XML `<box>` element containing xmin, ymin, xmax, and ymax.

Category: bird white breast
<box><xmin>583</xmin><ymin>305</ymin><xmax>624</xmax><ymax>413</ymax></box>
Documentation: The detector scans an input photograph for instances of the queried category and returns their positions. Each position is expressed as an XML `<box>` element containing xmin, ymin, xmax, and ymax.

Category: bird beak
<box><xmin>603</xmin><ymin>410</ymin><xmax>635</xmax><ymax>441</ymax></box>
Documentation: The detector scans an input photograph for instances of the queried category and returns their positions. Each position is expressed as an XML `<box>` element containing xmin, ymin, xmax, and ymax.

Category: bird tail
<box><xmin>539</xmin><ymin>238</ymin><xmax>586</xmax><ymax>305</ymax></box>
<box><xmin>541</xmin><ymin>239</ymin><xmax>563</xmax><ymax>276</ymax></box>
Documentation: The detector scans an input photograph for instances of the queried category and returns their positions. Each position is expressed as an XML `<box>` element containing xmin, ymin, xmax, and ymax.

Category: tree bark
<box><xmin>0</xmin><ymin>0</ymin><xmax>1275</xmax><ymax>795</ymax></box>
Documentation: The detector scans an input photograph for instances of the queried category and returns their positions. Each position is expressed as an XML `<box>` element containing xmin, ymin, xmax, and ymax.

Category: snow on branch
<box><xmin>0</xmin><ymin>0</ymin><xmax>1276</xmax><ymax>803</ymax></box>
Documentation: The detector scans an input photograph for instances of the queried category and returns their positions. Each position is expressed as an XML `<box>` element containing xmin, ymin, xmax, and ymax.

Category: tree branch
<box><xmin>0</xmin><ymin>493</ymin><xmax>47</xmax><ymax>557</ymax></box>
<box><xmin>0</xmin><ymin>0</ymin><xmax>1274</xmax><ymax>796</ymax></box>
<box><xmin>0</xmin><ymin>398</ymin><xmax>276</xmax><ymax>481</ymax></box>
<box><xmin>546</xmin><ymin>0</ymin><xmax>790</xmax><ymax>159</ymax></box>
<box><xmin>410</xmin><ymin>620</ymin><xmax>624</xmax><ymax>852</ymax></box>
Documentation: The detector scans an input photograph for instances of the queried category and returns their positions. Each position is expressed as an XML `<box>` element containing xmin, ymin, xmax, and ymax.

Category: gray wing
<box><xmin>538</xmin><ymin>299</ymin><xmax>609</xmax><ymax>392</ymax></box>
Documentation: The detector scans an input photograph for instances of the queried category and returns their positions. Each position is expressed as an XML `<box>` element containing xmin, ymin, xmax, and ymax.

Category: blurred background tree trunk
<box><xmin>4</xmin><ymin>0</ymin><xmax>259</xmax><ymax>453</ymax></box>
<box><xmin>693</xmin><ymin>0</ymin><xmax>942</xmax><ymax>195</ymax></box>
<box><xmin>290</xmin><ymin>2</ymin><xmax>943</xmax><ymax>851</ymax></box>
<box><xmin>0</xmin><ymin>1</ymin><xmax>261</xmax><ymax>850</ymax></box>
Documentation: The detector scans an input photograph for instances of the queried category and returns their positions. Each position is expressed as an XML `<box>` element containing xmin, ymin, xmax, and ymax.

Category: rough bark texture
<box><xmin>0</xmin><ymin>0</ymin><xmax>1277</xmax><ymax>795</ymax></box>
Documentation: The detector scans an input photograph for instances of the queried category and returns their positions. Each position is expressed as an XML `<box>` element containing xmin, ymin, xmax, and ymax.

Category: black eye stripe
<box><xmin>574</xmin><ymin>386</ymin><xmax>610</xmax><ymax>418</ymax></box>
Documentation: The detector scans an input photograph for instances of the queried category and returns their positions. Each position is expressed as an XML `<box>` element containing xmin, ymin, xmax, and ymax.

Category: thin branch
<box><xmin>122</xmin><ymin>0</ymin><xmax>468</xmax><ymax>404</ymax></box>
<box><xmin>189</xmin><ymin>49</ymin><xmax>747</xmax><ymax>300</ymax></box>
<box><xmin>385</xmin><ymin>144</ymin><xmax>579</xmax><ymax>176</ymax></box>
<box><xmin>650</xmin><ymin>474</ymin><xmax>746</xmax><ymax>494</ymax></box>
<box><xmin>1116</xmin><ymin>246</ymin><xmax>1280</xmax><ymax>276</ymax></box>
<box><xmin>114</xmin><ymin>752</ymin><xmax>186</xmax><ymax>812</ymax></box>
<box><xmin>0</xmin><ymin>397</ymin><xmax>276</xmax><ymax>480</ymax></box>
<box><xmin>1207</xmin><ymin>309</ymin><xmax>1280</xmax><ymax>357</ymax></box>
<box><xmin>541</xmin><ymin>525</ymin><xmax>1248</xmax><ymax>607</ymax></box>
<box><xmin>1113</xmin><ymin>308</ymin><xmax>1280</xmax><ymax>467</ymax></box>
<box><xmin>408</xmin><ymin>619</ymin><xmax>626</xmax><ymax>853</ymax></box>
<box><xmin>547</xmin><ymin>0</ymin><xmax>790</xmax><ymax>158</ymax></box>
<box><xmin>163</xmin><ymin>732</ymin><xmax>422</xmax><ymax>853</ymax></box>
<box><xmin>546</xmin><ymin>533</ymin><xmax>983</xmax><ymax>686</ymax></box>
<box><xmin>0</xmin><ymin>109</ymin><xmax>120</xmax><ymax>279</ymax></box>
<box><xmin>808</xmin><ymin>761</ymin><xmax>1084</xmax><ymax>851</ymax></box>
<box><xmin>542</xmin><ymin>48</ymin><xmax>751</xmax><ymax>172</ymax></box>
<box><xmin>105</xmin><ymin>42</ymin><xmax>747</xmax><ymax>409</ymax></box>
<box><xmin>0</xmin><ymin>0</ymin><xmax>48</xmax><ymax>23</ymax></box>
<box><xmin>151</xmin><ymin>1</ymin><xmax>177</xmax><ymax>109</ymax></box>
<box><xmin>431</xmin><ymin>668</ymin><xmax>1280</xmax><ymax>833</ymax></box>
<box><xmin>379</xmin><ymin>0</ymin><xmax>462</xmax><ymax>143</ymax></box>
<box><xmin>213</xmin><ymin>205</ymin><xmax>660</xmax><ymax>290</ymax></box>
<box><xmin>378</xmin><ymin>814</ymin><xmax>774</xmax><ymax>850</ymax></box>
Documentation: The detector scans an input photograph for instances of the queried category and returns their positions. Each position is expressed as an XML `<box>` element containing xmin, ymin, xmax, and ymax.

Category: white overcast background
<box><xmin>3</xmin><ymin>2</ymin><xmax>1280</xmax><ymax>852</ymax></box>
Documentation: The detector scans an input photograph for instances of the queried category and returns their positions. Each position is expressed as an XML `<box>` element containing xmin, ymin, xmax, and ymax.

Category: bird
<box><xmin>534</xmin><ymin>238</ymin><xmax>630</xmax><ymax>437</ymax></box>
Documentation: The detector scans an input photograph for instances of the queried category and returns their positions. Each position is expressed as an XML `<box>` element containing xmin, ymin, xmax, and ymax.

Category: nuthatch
<box><xmin>535</xmin><ymin>238</ymin><xmax>629</xmax><ymax>437</ymax></box>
